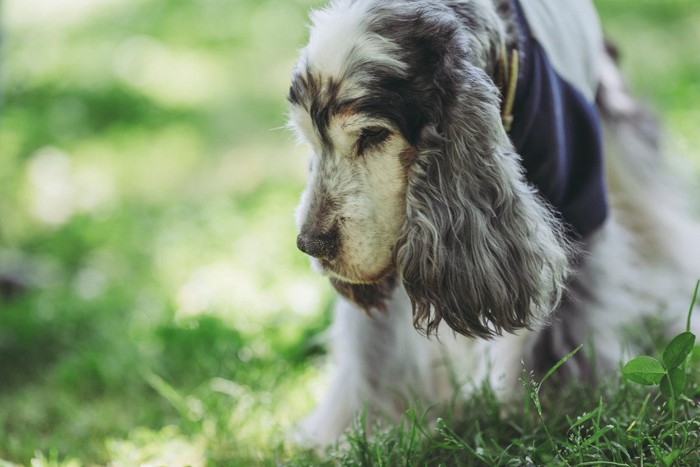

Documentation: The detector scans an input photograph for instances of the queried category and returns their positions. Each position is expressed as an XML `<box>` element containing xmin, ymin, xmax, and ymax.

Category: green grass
<box><xmin>1</xmin><ymin>0</ymin><xmax>699</xmax><ymax>465</ymax></box>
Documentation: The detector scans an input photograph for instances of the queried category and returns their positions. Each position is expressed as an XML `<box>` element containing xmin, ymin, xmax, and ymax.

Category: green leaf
<box><xmin>536</xmin><ymin>439</ymin><xmax>556</xmax><ymax>462</ymax></box>
<box><xmin>623</xmin><ymin>356</ymin><xmax>665</xmax><ymax>385</ymax></box>
<box><xmin>662</xmin><ymin>332</ymin><xmax>696</xmax><ymax>369</ymax></box>
<box><xmin>664</xmin><ymin>448</ymin><xmax>681</xmax><ymax>467</ymax></box>
<box><xmin>659</xmin><ymin>367</ymin><xmax>686</xmax><ymax>397</ymax></box>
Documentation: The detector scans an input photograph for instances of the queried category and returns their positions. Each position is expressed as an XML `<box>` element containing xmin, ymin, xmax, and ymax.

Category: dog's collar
<box><xmin>496</xmin><ymin>46</ymin><xmax>519</xmax><ymax>132</ymax></box>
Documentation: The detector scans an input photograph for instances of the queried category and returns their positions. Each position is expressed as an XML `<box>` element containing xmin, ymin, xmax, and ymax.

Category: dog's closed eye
<box><xmin>357</xmin><ymin>127</ymin><xmax>391</xmax><ymax>156</ymax></box>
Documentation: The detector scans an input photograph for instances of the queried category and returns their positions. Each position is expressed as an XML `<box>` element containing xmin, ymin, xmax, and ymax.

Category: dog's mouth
<box><xmin>317</xmin><ymin>258</ymin><xmax>360</xmax><ymax>283</ymax></box>
<box><xmin>317</xmin><ymin>257</ymin><xmax>395</xmax><ymax>285</ymax></box>
<box><xmin>317</xmin><ymin>258</ymin><xmax>339</xmax><ymax>276</ymax></box>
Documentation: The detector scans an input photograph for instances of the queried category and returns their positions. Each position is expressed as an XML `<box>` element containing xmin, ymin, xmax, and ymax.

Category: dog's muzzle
<box><xmin>297</xmin><ymin>228</ymin><xmax>339</xmax><ymax>259</ymax></box>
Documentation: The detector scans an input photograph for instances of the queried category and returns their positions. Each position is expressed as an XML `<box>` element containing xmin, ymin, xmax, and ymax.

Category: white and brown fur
<box><xmin>287</xmin><ymin>0</ymin><xmax>700</xmax><ymax>445</ymax></box>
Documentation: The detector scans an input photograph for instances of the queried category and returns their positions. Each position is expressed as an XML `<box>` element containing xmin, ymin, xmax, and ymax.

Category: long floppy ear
<box><xmin>394</xmin><ymin>59</ymin><xmax>573</xmax><ymax>339</ymax></box>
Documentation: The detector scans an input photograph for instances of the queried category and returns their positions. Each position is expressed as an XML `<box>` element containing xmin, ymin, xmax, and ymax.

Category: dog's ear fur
<box><xmin>394</xmin><ymin>57</ymin><xmax>573</xmax><ymax>339</ymax></box>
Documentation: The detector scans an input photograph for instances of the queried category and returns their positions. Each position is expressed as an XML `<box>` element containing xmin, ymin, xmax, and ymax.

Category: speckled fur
<box><xmin>287</xmin><ymin>0</ymin><xmax>700</xmax><ymax>446</ymax></box>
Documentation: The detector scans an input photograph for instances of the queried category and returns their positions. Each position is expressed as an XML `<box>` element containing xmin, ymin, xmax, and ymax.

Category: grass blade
<box><xmin>686</xmin><ymin>280</ymin><xmax>699</xmax><ymax>333</ymax></box>
<box><xmin>540</xmin><ymin>344</ymin><xmax>583</xmax><ymax>386</ymax></box>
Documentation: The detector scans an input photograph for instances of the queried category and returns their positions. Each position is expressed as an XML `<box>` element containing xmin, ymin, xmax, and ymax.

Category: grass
<box><xmin>333</xmin><ymin>370</ymin><xmax>699</xmax><ymax>465</ymax></box>
<box><xmin>0</xmin><ymin>0</ymin><xmax>699</xmax><ymax>465</ymax></box>
<box><xmin>306</xmin><ymin>295</ymin><xmax>700</xmax><ymax>466</ymax></box>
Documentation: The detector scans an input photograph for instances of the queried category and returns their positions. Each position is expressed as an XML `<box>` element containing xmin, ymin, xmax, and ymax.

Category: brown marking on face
<box><xmin>335</xmin><ymin>102</ymin><xmax>359</xmax><ymax>120</ymax></box>
<box><xmin>398</xmin><ymin>147</ymin><xmax>418</xmax><ymax>175</ymax></box>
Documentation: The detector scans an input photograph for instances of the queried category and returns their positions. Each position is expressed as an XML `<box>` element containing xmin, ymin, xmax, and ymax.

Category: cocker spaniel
<box><xmin>287</xmin><ymin>0</ymin><xmax>700</xmax><ymax>445</ymax></box>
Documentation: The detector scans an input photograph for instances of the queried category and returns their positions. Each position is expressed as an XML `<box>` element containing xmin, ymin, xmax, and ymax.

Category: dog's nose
<box><xmin>297</xmin><ymin>229</ymin><xmax>339</xmax><ymax>259</ymax></box>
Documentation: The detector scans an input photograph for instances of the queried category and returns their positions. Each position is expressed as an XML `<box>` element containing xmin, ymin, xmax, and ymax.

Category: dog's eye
<box><xmin>357</xmin><ymin>127</ymin><xmax>390</xmax><ymax>155</ymax></box>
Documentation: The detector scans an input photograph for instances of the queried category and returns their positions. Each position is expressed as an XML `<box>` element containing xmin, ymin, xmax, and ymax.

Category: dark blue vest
<box><xmin>509</xmin><ymin>0</ymin><xmax>608</xmax><ymax>238</ymax></box>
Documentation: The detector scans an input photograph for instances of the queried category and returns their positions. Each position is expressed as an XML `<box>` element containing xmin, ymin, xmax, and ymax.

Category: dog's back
<box><xmin>598</xmin><ymin>46</ymin><xmax>700</xmax><ymax>272</ymax></box>
<box><xmin>527</xmin><ymin>34</ymin><xmax>700</xmax><ymax>379</ymax></box>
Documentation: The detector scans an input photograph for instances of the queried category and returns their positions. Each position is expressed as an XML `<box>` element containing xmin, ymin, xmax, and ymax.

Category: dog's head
<box><xmin>288</xmin><ymin>0</ymin><xmax>572</xmax><ymax>338</ymax></box>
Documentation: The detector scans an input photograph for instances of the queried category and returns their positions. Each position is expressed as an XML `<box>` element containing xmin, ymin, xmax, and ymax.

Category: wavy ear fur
<box><xmin>395</xmin><ymin>57</ymin><xmax>573</xmax><ymax>339</ymax></box>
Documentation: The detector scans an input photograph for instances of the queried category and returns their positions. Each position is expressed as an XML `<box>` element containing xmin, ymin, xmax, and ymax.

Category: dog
<box><xmin>287</xmin><ymin>0</ymin><xmax>700</xmax><ymax>445</ymax></box>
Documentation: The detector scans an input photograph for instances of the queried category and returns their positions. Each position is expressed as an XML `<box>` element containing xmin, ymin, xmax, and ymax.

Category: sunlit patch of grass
<box><xmin>107</xmin><ymin>425</ymin><xmax>206</xmax><ymax>467</ymax></box>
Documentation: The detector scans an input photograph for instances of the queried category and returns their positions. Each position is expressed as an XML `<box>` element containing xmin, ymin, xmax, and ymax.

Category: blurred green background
<box><xmin>1</xmin><ymin>0</ymin><xmax>699</xmax><ymax>464</ymax></box>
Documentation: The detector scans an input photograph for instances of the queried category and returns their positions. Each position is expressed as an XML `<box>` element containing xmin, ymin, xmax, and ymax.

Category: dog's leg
<box><xmin>298</xmin><ymin>286</ymin><xmax>457</xmax><ymax>446</ymax></box>
<box><xmin>298</xmin><ymin>288</ymin><xmax>568</xmax><ymax>446</ymax></box>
